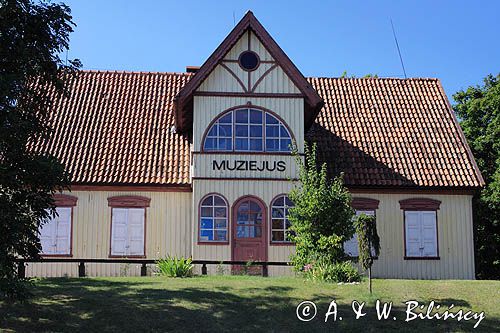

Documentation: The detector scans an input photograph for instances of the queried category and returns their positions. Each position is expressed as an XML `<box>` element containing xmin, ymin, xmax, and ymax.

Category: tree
<box><xmin>453</xmin><ymin>74</ymin><xmax>500</xmax><ymax>280</ymax></box>
<box><xmin>288</xmin><ymin>143</ymin><xmax>356</xmax><ymax>273</ymax></box>
<box><xmin>0</xmin><ymin>0</ymin><xmax>80</xmax><ymax>299</ymax></box>
<box><xmin>355</xmin><ymin>213</ymin><xmax>380</xmax><ymax>293</ymax></box>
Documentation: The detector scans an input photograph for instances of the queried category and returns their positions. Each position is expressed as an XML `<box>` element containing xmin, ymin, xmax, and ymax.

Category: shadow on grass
<box><xmin>0</xmin><ymin>278</ymin><xmax>498</xmax><ymax>333</ymax></box>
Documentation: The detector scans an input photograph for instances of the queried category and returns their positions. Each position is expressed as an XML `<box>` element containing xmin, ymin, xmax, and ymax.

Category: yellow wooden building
<box><xmin>28</xmin><ymin>12</ymin><xmax>483</xmax><ymax>279</ymax></box>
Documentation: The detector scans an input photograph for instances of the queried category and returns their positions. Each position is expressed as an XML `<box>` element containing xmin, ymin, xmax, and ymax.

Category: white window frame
<box><xmin>110</xmin><ymin>207</ymin><xmax>146</xmax><ymax>257</ymax></box>
<box><xmin>270</xmin><ymin>195</ymin><xmax>294</xmax><ymax>243</ymax></box>
<box><xmin>404</xmin><ymin>210</ymin><xmax>439</xmax><ymax>258</ymax></box>
<box><xmin>39</xmin><ymin>207</ymin><xmax>72</xmax><ymax>256</ymax></box>
<box><xmin>203</xmin><ymin>108</ymin><xmax>293</xmax><ymax>153</ymax></box>
<box><xmin>199</xmin><ymin>194</ymin><xmax>229</xmax><ymax>243</ymax></box>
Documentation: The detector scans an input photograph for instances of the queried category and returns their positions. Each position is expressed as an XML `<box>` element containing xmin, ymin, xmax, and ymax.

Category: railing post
<box><xmin>78</xmin><ymin>261</ymin><xmax>86</xmax><ymax>277</ymax></box>
<box><xmin>262</xmin><ymin>263</ymin><xmax>268</xmax><ymax>277</ymax></box>
<box><xmin>18</xmin><ymin>260</ymin><xmax>26</xmax><ymax>279</ymax></box>
<box><xmin>141</xmin><ymin>263</ymin><xmax>147</xmax><ymax>276</ymax></box>
<box><xmin>202</xmin><ymin>263</ymin><xmax>207</xmax><ymax>275</ymax></box>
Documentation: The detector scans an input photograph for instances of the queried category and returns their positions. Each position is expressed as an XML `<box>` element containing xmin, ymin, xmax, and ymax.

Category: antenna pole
<box><xmin>390</xmin><ymin>19</ymin><xmax>407</xmax><ymax>78</ymax></box>
<box><xmin>233</xmin><ymin>11</ymin><xmax>236</xmax><ymax>27</ymax></box>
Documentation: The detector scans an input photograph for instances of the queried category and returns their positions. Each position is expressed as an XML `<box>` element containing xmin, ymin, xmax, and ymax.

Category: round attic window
<box><xmin>238</xmin><ymin>51</ymin><xmax>260</xmax><ymax>71</ymax></box>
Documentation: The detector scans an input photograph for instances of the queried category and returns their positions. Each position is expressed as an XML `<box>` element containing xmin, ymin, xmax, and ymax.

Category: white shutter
<box><xmin>111</xmin><ymin>208</ymin><xmax>128</xmax><ymax>256</ymax></box>
<box><xmin>405</xmin><ymin>211</ymin><xmax>422</xmax><ymax>257</ymax></box>
<box><xmin>344</xmin><ymin>235</ymin><xmax>359</xmax><ymax>256</ymax></box>
<box><xmin>55</xmin><ymin>207</ymin><xmax>71</xmax><ymax>255</ymax></box>
<box><xmin>39</xmin><ymin>216</ymin><xmax>56</xmax><ymax>254</ymax></box>
<box><xmin>344</xmin><ymin>210</ymin><xmax>376</xmax><ymax>256</ymax></box>
<box><xmin>127</xmin><ymin>208</ymin><xmax>145</xmax><ymax>256</ymax></box>
<box><xmin>421</xmin><ymin>211</ymin><xmax>437</xmax><ymax>257</ymax></box>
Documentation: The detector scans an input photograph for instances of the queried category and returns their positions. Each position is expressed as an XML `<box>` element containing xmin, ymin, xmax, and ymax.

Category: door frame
<box><xmin>231</xmin><ymin>195</ymin><xmax>268</xmax><ymax>262</ymax></box>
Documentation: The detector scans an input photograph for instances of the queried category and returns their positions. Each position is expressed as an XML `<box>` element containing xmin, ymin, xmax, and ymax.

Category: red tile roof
<box><xmin>35</xmin><ymin>70</ymin><xmax>192</xmax><ymax>186</ymax></box>
<box><xmin>307</xmin><ymin>77</ymin><xmax>483</xmax><ymax>188</ymax></box>
<box><xmin>36</xmin><ymin>70</ymin><xmax>483</xmax><ymax>189</ymax></box>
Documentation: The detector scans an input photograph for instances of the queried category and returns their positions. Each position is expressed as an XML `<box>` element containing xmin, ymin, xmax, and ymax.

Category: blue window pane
<box><xmin>249</xmin><ymin>125</ymin><xmax>262</xmax><ymax>138</ymax></box>
<box><xmin>200</xmin><ymin>229</ymin><xmax>213</xmax><ymax>241</ymax></box>
<box><xmin>266</xmin><ymin>113</ymin><xmax>279</xmax><ymax>124</ymax></box>
<box><xmin>200</xmin><ymin>218</ymin><xmax>214</xmax><ymax>229</ymax></box>
<box><xmin>235</xmin><ymin>125</ymin><xmax>248</xmax><ymax>137</ymax></box>
<box><xmin>214</xmin><ymin>207</ymin><xmax>226</xmax><ymax>218</ymax></box>
<box><xmin>266</xmin><ymin>139</ymin><xmax>279</xmax><ymax>151</ymax></box>
<box><xmin>266</xmin><ymin>125</ymin><xmax>279</xmax><ymax>137</ymax></box>
<box><xmin>215</xmin><ymin>219</ymin><xmax>227</xmax><ymax>228</ymax></box>
<box><xmin>250</xmin><ymin>110</ymin><xmax>263</xmax><ymax>124</ymax></box>
<box><xmin>274</xmin><ymin>196</ymin><xmax>284</xmax><ymax>206</ymax></box>
<box><xmin>215</xmin><ymin>230</ymin><xmax>227</xmax><ymax>241</ymax></box>
<box><xmin>207</xmin><ymin>126</ymin><xmax>217</xmax><ymax>137</ymax></box>
<box><xmin>235</xmin><ymin>109</ymin><xmax>248</xmax><ymax>123</ymax></box>
<box><xmin>219</xmin><ymin>124</ymin><xmax>232</xmax><ymax>137</ymax></box>
<box><xmin>213</xmin><ymin>196</ymin><xmax>225</xmax><ymax>206</ymax></box>
<box><xmin>237</xmin><ymin>226</ymin><xmax>249</xmax><ymax>238</ymax></box>
<box><xmin>201</xmin><ymin>207</ymin><xmax>213</xmax><ymax>217</ymax></box>
<box><xmin>280</xmin><ymin>125</ymin><xmax>290</xmax><ymax>137</ymax></box>
<box><xmin>272</xmin><ymin>208</ymin><xmax>284</xmax><ymax>218</ymax></box>
<box><xmin>204</xmin><ymin>138</ymin><xmax>216</xmax><ymax>150</ymax></box>
<box><xmin>280</xmin><ymin>139</ymin><xmax>292</xmax><ymax>151</ymax></box>
<box><xmin>235</xmin><ymin>138</ymin><xmax>248</xmax><ymax>150</ymax></box>
<box><xmin>219</xmin><ymin>113</ymin><xmax>232</xmax><ymax>123</ymax></box>
<box><xmin>218</xmin><ymin>138</ymin><xmax>232</xmax><ymax>150</ymax></box>
<box><xmin>249</xmin><ymin>139</ymin><xmax>263</xmax><ymax>151</ymax></box>
<box><xmin>202</xmin><ymin>196</ymin><xmax>213</xmax><ymax>206</ymax></box>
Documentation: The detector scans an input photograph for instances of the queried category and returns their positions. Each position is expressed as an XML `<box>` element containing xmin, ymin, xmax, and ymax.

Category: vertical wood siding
<box><xmin>26</xmin><ymin>190</ymin><xmax>192</xmax><ymax>277</ymax></box>
<box><xmin>354</xmin><ymin>193</ymin><xmax>475</xmax><ymax>279</ymax></box>
<box><xmin>198</xmin><ymin>31</ymin><xmax>300</xmax><ymax>94</ymax></box>
<box><xmin>192</xmin><ymin>179</ymin><xmax>295</xmax><ymax>276</ymax></box>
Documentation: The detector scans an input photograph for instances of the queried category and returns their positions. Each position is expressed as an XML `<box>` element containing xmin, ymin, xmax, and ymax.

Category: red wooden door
<box><xmin>232</xmin><ymin>197</ymin><xmax>267</xmax><ymax>264</ymax></box>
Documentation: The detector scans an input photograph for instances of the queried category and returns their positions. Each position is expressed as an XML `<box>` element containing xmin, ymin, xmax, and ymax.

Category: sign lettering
<box><xmin>212</xmin><ymin>160</ymin><xmax>286</xmax><ymax>172</ymax></box>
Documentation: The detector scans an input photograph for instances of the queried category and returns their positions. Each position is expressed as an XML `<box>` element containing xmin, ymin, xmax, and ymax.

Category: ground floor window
<box><xmin>39</xmin><ymin>207</ymin><xmax>72</xmax><ymax>255</ymax></box>
<box><xmin>270</xmin><ymin>195</ymin><xmax>294</xmax><ymax>243</ymax></box>
<box><xmin>199</xmin><ymin>194</ymin><xmax>228</xmax><ymax>242</ymax></box>
<box><xmin>110</xmin><ymin>208</ymin><xmax>145</xmax><ymax>256</ymax></box>
<box><xmin>343</xmin><ymin>210</ymin><xmax>376</xmax><ymax>256</ymax></box>
<box><xmin>404</xmin><ymin>211</ymin><xmax>438</xmax><ymax>258</ymax></box>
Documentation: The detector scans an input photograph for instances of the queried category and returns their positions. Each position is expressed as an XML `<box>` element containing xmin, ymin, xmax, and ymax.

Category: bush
<box><xmin>304</xmin><ymin>260</ymin><xmax>361</xmax><ymax>283</ymax></box>
<box><xmin>288</xmin><ymin>143</ymin><xmax>355</xmax><ymax>273</ymax></box>
<box><xmin>156</xmin><ymin>256</ymin><xmax>194</xmax><ymax>277</ymax></box>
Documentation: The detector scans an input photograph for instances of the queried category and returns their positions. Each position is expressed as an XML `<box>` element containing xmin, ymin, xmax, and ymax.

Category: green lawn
<box><xmin>1</xmin><ymin>276</ymin><xmax>499</xmax><ymax>332</ymax></box>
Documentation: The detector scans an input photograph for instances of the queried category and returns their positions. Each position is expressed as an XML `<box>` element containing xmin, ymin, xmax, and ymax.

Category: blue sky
<box><xmin>63</xmin><ymin>0</ymin><xmax>499</xmax><ymax>100</ymax></box>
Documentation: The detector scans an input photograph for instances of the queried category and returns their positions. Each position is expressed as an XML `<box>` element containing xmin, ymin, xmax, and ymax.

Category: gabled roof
<box><xmin>174</xmin><ymin>11</ymin><xmax>324</xmax><ymax>133</ymax></box>
<box><xmin>34</xmin><ymin>70</ymin><xmax>192</xmax><ymax>187</ymax></box>
<box><xmin>36</xmin><ymin>70</ymin><xmax>484</xmax><ymax>189</ymax></box>
<box><xmin>307</xmin><ymin>77</ymin><xmax>484</xmax><ymax>188</ymax></box>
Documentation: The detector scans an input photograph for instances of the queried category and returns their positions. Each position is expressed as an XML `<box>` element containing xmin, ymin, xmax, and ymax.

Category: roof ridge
<box><xmin>308</xmin><ymin>76</ymin><xmax>439</xmax><ymax>81</ymax></box>
<box><xmin>78</xmin><ymin>70</ymin><xmax>439</xmax><ymax>81</ymax></box>
<box><xmin>79</xmin><ymin>69</ymin><xmax>193</xmax><ymax>76</ymax></box>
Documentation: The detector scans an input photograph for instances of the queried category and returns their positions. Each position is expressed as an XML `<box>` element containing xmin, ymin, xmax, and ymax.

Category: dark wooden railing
<box><xmin>14</xmin><ymin>258</ymin><xmax>290</xmax><ymax>278</ymax></box>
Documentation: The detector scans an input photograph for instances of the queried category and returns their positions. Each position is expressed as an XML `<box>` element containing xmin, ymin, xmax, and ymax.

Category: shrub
<box><xmin>156</xmin><ymin>256</ymin><xmax>194</xmax><ymax>277</ymax></box>
<box><xmin>304</xmin><ymin>260</ymin><xmax>361</xmax><ymax>283</ymax></box>
<box><xmin>288</xmin><ymin>143</ymin><xmax>356</xmax><ymax>272</ymax></box>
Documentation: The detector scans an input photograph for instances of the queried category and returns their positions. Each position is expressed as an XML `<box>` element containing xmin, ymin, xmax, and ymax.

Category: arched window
<box><xmin>271</xmin><ymin>195</ymin><xmax>294</xmax><ymax>243</ymax></box>
<box><xmin>199</xmin><ymin>194</ymin><xmax>228</xmax><ymax>242</ymax></box>
<box><xmin>203</xmin><ymin>108</ymin><xmax>293</xmax><ymax>152</ymax></box>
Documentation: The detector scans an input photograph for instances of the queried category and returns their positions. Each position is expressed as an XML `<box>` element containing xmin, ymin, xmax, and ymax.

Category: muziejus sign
<box><xmin>212</xmin><ymin>160</ymin><xmax>286</xmax><ymax>172</ymax></box>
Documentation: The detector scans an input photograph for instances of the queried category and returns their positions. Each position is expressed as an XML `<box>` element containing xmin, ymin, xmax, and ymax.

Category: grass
<box><xmin>1</xmin><ymin>276</ymin><xmax>499</xmax><ymax>332</ymax></box>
